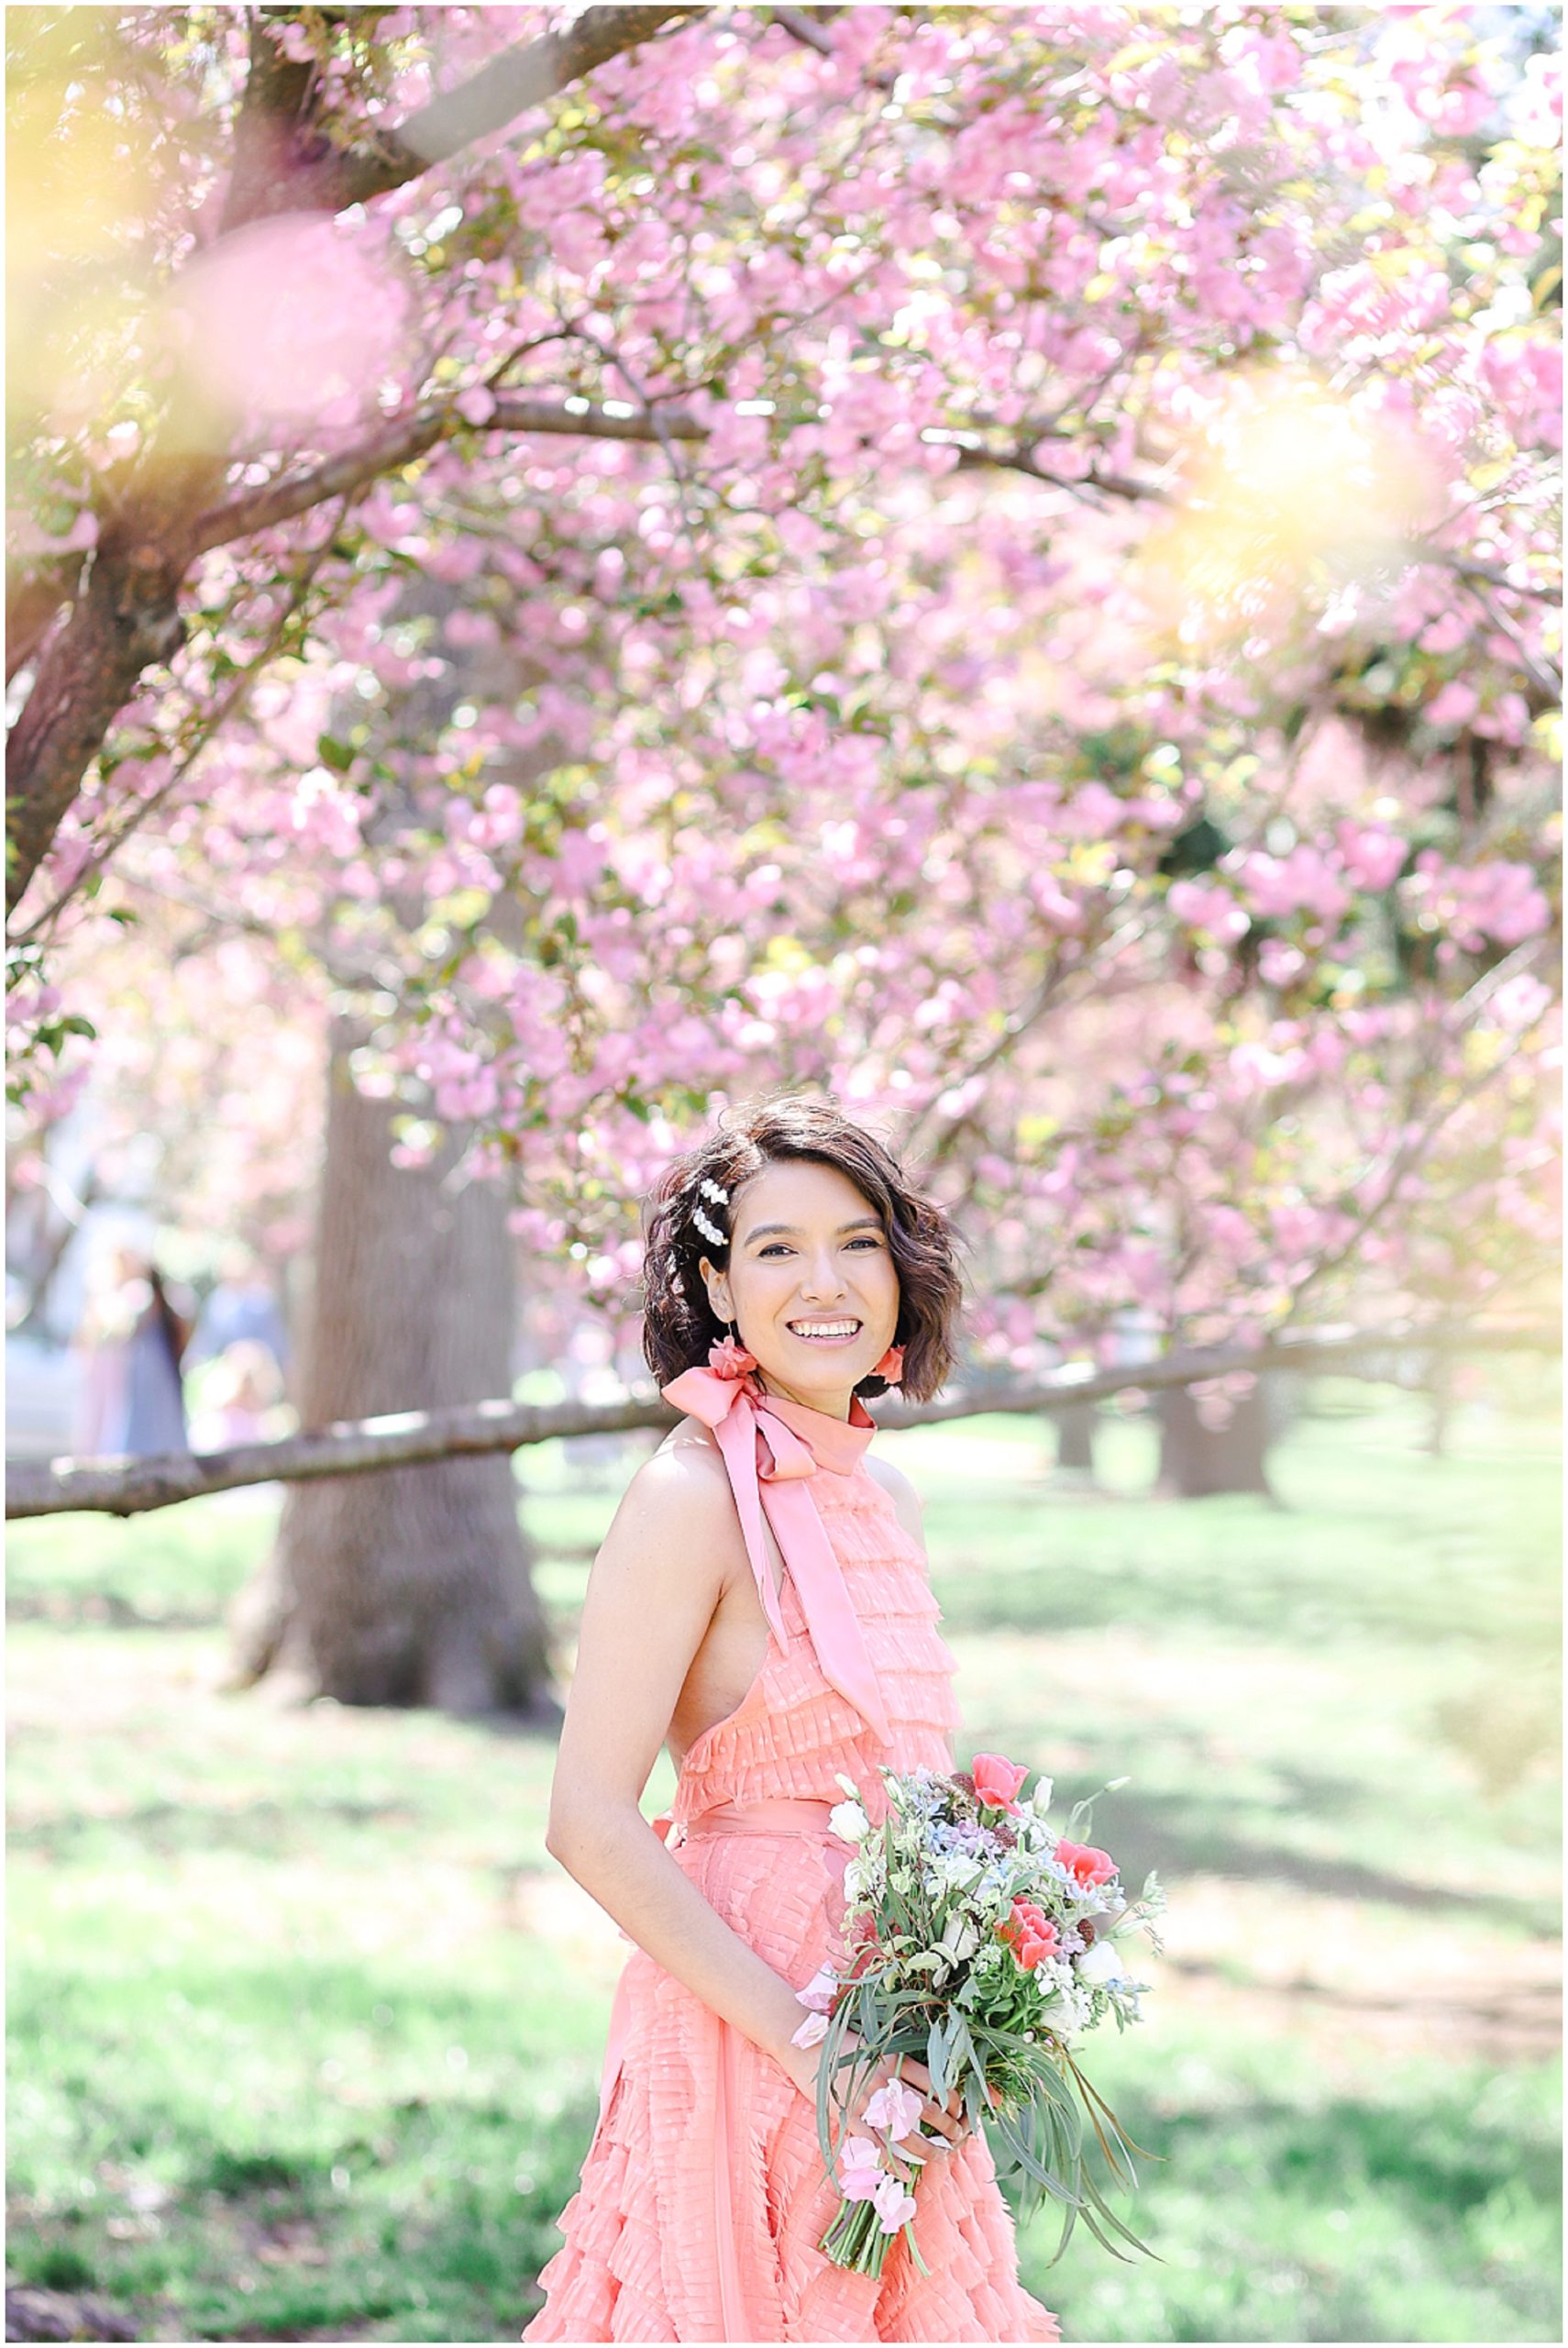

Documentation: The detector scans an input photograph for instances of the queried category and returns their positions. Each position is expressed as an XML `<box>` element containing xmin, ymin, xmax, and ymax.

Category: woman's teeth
<box><xmin>789</xmin><ymin>1321</ymin><xmax>862</xmax><ymax>1342</ymax></box>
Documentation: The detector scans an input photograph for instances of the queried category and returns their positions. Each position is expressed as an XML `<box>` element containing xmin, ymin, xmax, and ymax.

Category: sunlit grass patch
<box><xmin>7</xmin><ymin>1379</ymin><xmax>1560</xmax><ymax>2340</ymax></box>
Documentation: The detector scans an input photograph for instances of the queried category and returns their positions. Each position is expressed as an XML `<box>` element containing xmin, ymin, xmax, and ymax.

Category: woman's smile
<box><xmin>785</xmin><ymin>1318</ymin><xmax>865</xmax><ymax>1348</ymax></box>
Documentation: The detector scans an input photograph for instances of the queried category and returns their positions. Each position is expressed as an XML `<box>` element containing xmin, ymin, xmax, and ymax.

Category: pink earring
<box><xmin>708</xmin><ymin>1320</ymin><xmax>756</xmax><ymax>1379</ymax></box>
<box><xmin>873</xmin><ymin>1343</ymin><xmax>905</xmax><ymax>1387</ymax></box>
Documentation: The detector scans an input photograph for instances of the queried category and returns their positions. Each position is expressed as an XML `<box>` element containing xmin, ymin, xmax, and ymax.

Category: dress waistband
<box><xmin>681</xmin><ymin>1795</ymin><xmax>840</xmax><ymax>1840</ymax></box>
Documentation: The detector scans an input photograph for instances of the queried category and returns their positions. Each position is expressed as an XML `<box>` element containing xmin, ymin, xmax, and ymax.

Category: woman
<box><xmin>524</xmin><ymin>1095</ymin><xmax>1061</xmax><ymax>2343</ymax></box>
<box><xmin>118</xmin><ymin>1264</ymin><xmax>193</xmax><ymax>1456</ymax></box>
<box><xmin>73</xmin><ymin>1249</ymin><xmax>191</xmax><ymax>1457</ymax></box>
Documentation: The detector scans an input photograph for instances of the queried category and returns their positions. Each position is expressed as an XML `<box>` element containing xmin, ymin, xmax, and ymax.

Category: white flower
<box><xmin>833</xmin><ymin>1771</ymin><xmax>863</xmax><ymax>1801</ymax></box>
<box><xmin>830</xmin><ymin>1800</ymin><xmax>871</xmax><ymax>1844</ymax></box>
<box><xmin>939</xmin><ymin>1912</ymin><xmax>979</xmax><ymax>1961</ymax></box>
<box><xmin>790</xmin><ymin>2010</ymin><xmax>829</xmax><ymax>2049</ymax></box>
<box><xmin>1077</xmin><ymin>1940</ymin><xmax>1126</xmax><ymax>1987</ymax></box>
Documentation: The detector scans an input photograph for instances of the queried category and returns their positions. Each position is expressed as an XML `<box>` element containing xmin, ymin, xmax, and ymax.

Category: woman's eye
<box><xmin>758</xmin><ymin>1238</ymin><xmax>880</xmax><ymax>1256</ymax></box>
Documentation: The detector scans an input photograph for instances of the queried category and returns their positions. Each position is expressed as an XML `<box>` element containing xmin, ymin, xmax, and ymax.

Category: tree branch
<box><xmin>950</xmin><ymin>434</ymin><xmax>1169</xmax><ymax>505</ymax></box>
<box><xmin>769</xmin><ymin>6</ymin><xmax>840</xmax><ymax>61</ymax></box>
<box><xmin>10</xmin><ymin>516</ymin><xmax>342</xmax><ymax>948</ymax></box>
<box><xmin>6</xmin><ymin>1318</ymin><xmax>1555</xmax><ymax>1518</ymax></box>
<box><xmin>1457</xmin><ymin>572</ymin><xmax>1562</xmax><ymax>701</ymax></box>
<box><xmin>221</xmin><ymin>4</ymin><xmax>706</xmax><ymax>232</ymax></box>
<box><xmin>188</xmin><ymin>393</ymin><xmax>707</xmax><ymax>554</ymax></box>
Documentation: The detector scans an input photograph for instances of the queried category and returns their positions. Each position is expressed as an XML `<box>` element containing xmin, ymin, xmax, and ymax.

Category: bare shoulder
<box><xmin>626</xmin><ymin>1420</ymin><xmax>736</xmax><ymax>1519</ymax></box>
<box><xmin>585</xmin><ymin>1422</ymin><xmax>745</xmax><ymax>1609</ymax></box>
<box><xmin>864</xmin><ymin>1451</ymin><xmax>925</xmax><ymax>1548</ymax></box>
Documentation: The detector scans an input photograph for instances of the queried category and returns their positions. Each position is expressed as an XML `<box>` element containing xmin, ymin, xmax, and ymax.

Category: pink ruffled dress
<box><xmin>522</xmin><ymin>1368</ymin><xmax>1062</xmax><ymax>2344</ymax></box>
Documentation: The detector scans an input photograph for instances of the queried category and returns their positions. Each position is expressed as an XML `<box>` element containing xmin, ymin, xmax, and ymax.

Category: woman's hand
<box><xmin>781</xmin><ymin>2025</ymin><xmax>972</xmax><ymax>2185</ymax></box>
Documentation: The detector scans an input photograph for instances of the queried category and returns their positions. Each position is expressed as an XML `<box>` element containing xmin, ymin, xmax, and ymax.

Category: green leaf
<box><xmin>925</xmin><ymin>2015</ymin><xmax>950</xmax><ymax>2100</ymax></box>
<box><xmin>316</xmin><ymin>733</ymin><xmax>356</xmax><ymax>773</ymax></box>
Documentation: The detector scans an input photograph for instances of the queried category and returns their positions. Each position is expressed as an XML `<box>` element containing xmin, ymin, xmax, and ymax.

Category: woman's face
<box><xmin>701</xmin><ymin>1157</ymin><xmax>900</xmax><ymax>1418</ymax></box>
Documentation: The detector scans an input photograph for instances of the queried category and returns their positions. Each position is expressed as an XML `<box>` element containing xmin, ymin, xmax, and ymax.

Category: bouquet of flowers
<box><xmin>789</xmin><ymin>1752</ymin><xmax>1165</xmax><ymax>2279</ymax></box>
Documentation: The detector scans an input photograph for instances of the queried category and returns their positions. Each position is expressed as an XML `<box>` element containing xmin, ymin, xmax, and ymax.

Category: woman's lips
<box><xmin>787</xmin><ymin>1322</ymin><xmax>863</xmax><ymax>1347</ymax></box>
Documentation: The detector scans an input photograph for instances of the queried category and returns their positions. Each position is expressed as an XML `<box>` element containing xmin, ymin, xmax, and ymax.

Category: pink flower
<box><xmin>795</xmin><ymin>1965</ymin><xmax>840</xmax><ymax>2014</ymax></box>
<box><xmin>1055</xmin><ymin>1839</ymin><xmax>1117</xmax><ymax>1888</ymax></box>
<box><xmin>864</xmin><ymin>2077</ymin><xmax>925</xmax><ymax>2139</ymax></box>
<box><xmin>999</xmin><ymin>1897</ymin><xmax>1060</xmax><ymax>1971</ymax></box>
<box><xmin>1426</xmin><ymin>680</ymin><xmax>1480</xmax><ymax>731</ymax></box>
<box><xmin>790</xmin><ymin>2010</ymin><xmax>829</xmax><ymax>2050</ymax></box>
<box><xmin>707</xmin><ymin>1333</ymin><xmax>756</xmax><ymax>1379</ymax></box>
<box><xmin>873</xmin><ymin>1342</ymin><xmax>905</xmax><ymax>1387</ymax></box>
<box><xmin>872</xmin><ymin>2174</ymin><xmax>918</xmax><ymax>2233</ymax></box>
<box><xmin>837</xmin><ymin>2138</ymin><xmax>886</xmax><ymax>2201</ymax></box>
<box><xmin>972</xmin><ymin>1752</ymin><xmax>1029</xmax><ymax>1813</ymax></box>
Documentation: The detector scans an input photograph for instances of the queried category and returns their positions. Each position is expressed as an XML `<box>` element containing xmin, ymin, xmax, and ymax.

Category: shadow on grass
<box><xmin>932</xmin><ymin>1543</ymin><xmax>1557</xmax><ymax>1650</ymax></box>
<box><xmin>7</xmin><ymin>1966</ymin><xmax>597</xmax><ymax>2342</ymax></box>
<box><xmin>1042</xmin><ymin>1779</ymin><xmax>1558</xmax><ymax>1934</ymax></box>
<box><xmin>9</xmin><ymin>1797</ymin><xmax>422</xmax><ymax>1859</ymax></box>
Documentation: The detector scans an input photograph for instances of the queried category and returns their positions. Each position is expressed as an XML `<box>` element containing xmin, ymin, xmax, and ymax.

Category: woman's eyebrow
<box><xmin>742</xmin><ymin>1217</ymin><xmax>884</xmax><ymax>1244</ymax></box>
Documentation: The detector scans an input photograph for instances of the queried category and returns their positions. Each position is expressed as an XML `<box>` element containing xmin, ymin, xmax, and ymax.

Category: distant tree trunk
<box><xmin>230</xmin><ymin>1024</ymin><xmax>559</xmax><ymax>1718</ymax></box>
<box><xmin>1423</xmin><ymin>1352</ymin><xmax>1456</xmax><ymax>1456</ymax></box>
<box><xmin>1055</xmin><ymin>1400</ymin><xmax>1099</xmax><ymax>1479</ymax></box>
<box><xmin>1157</xmin><ymin>1377</ymin><xmax>1278</xmax><ymax>1500</ymax></box>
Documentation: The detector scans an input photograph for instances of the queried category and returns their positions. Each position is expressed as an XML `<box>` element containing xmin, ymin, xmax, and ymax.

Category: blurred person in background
<box><xmin>73</xmin><ymin>1246</ymin><xmax>193</xmax><ymax>1456</ymax></box>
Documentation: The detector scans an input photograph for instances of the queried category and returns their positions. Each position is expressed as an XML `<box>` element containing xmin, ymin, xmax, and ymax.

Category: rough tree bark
<box><xmin>229</xmin><ymin>1020</ymin><xmax>559</xmax><ymax>1718</ymax></box>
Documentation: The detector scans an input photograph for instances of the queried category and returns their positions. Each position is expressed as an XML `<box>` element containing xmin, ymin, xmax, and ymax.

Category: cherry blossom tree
<box><xmin>6</xmin><ymin>4</ymin><xmax>1558</xmax><ymax>1700</ymax></box>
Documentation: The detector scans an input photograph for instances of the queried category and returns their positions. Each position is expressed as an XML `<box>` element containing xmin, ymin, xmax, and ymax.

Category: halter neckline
<box><xmin>657</xmin><ymin>1362</ymin><xmax>891</xmax><ymax>1747</ymax></box>
<box><xmin>738</xmin><ymin>1372</ymin><xmax>876</xmax><ymax>1477</ymax></box>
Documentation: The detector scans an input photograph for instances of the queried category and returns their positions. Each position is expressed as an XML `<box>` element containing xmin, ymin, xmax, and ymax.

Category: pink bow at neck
<box><xmin>658</xmin><ymin>1366</ymin><xmax>892</xmax><ymax>1747</ymax></box>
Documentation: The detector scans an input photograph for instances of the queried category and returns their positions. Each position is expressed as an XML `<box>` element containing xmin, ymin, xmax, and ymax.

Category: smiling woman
<box><xmin>524</xmin><ymin>1094</ymin><xmax>1061</xmax><ymax>2344</ymax></box>
<box><xmin>641</xmin><ymin>1093</ymin><xmax>963</xmax><ymax>1417</ymax></box>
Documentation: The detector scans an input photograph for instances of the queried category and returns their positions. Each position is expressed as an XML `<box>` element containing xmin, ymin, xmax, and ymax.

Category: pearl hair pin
<box><xmin>690</xmin><ymin>1173</ymin><xmax>728</xmax><ymax>1249</ymax></box>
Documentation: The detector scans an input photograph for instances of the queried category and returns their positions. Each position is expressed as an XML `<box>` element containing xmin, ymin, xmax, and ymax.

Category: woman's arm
<box><xmin>544</xmin><ymin>1441</ymin><xmax>812</xmax><ymax>2071</ymax></box>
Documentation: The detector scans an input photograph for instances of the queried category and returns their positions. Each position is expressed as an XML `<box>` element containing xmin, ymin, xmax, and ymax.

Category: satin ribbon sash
<box><xmin>658</xmin><ymin>1366</ymin><xmax>892</xmax><ymax>1748</ymax></box>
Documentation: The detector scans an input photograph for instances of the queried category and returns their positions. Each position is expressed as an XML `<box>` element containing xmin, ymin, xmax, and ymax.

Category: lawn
<box><xmin>6</xmin><ymin>1373</ymin><xmax>1561</xmax><ymax>2342</ymax></box>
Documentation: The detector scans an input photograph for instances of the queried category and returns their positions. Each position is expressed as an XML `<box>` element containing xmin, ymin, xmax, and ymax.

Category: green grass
<box><xmin>6</xmin><ymin>1375</ymin><xmax>1561</xmax><ymax>2341</ymax></box>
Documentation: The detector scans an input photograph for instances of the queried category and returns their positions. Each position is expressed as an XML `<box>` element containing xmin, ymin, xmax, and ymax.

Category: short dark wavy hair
<box><xmin>641</xmin><ymin>1092</ymin><xmax>964</xmax><ymax>1403</ymax></box>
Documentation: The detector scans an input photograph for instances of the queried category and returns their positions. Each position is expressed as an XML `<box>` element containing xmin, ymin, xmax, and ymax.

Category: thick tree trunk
<box><xmin>1156</xmin><ymin>1375</ymin><xmax>1279</xmax><ymax>1500</ymax></box>
<box><xmin>230</xmin><ymin>1024</ymin><xmax>558</xmax><ymax>1718</ymax></box>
